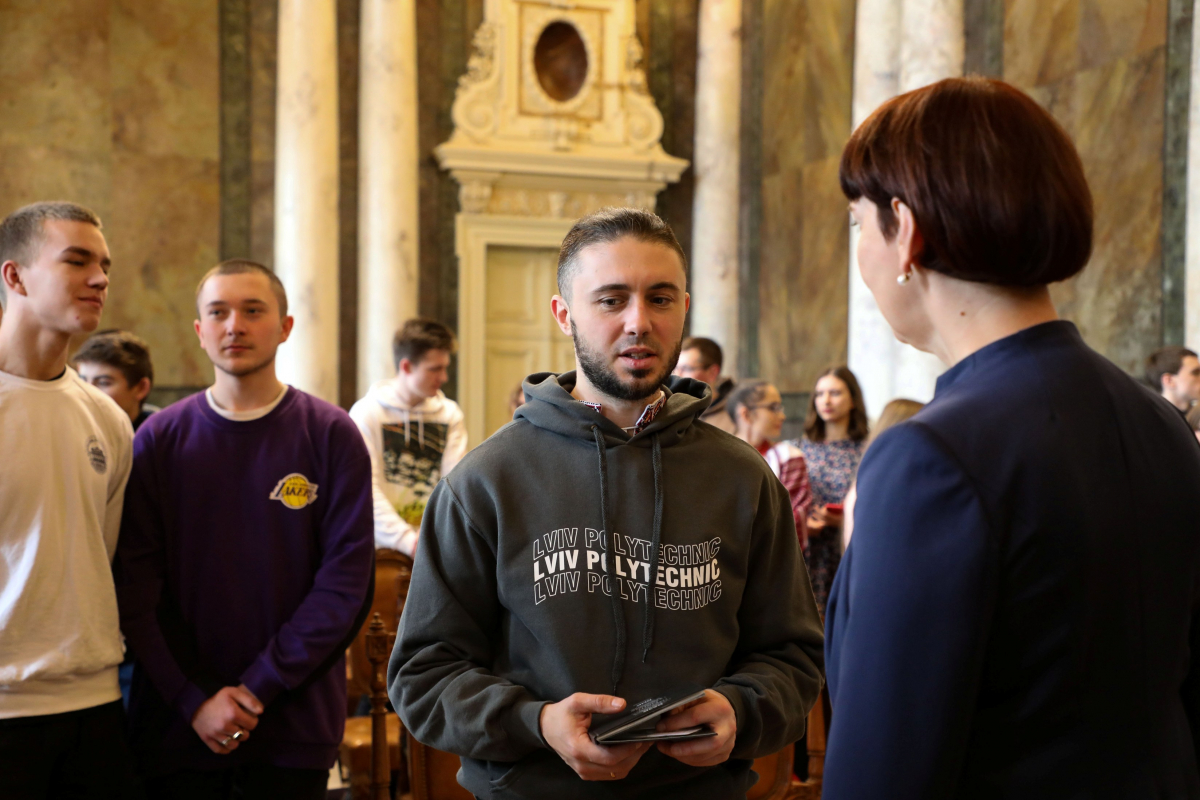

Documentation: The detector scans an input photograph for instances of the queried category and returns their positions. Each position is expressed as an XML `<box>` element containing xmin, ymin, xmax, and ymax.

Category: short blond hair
<box><xmin>195</xmin><ymin>259</ymin><xmax>288</xmax><ymax>317</ymax></box>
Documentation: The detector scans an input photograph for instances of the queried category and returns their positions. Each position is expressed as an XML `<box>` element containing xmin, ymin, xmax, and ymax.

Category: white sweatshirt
<box><xmin>0</xmin><ymin>367</ymin><xmax>133</xmax><ymax>718</ymax></box>
<box><xmin>349</xmin><ymin>381</ymin><xmax>468</xmax><ymax>556</ymax></box>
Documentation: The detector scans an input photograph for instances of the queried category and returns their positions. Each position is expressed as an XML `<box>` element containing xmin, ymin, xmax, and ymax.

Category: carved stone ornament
<box><xmin>436</xmin><ymin>0</ymin><xmax>687</xmax><ymax>218</ymax></box>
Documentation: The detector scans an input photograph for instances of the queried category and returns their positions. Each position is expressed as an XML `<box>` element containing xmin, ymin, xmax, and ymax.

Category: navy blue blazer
<box><xmin>824</xmin><ymin>321</ymin><xmax>1200</xmax><ymax>799</ymax></box>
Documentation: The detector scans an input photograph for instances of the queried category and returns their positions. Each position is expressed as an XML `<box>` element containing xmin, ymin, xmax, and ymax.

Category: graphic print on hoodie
<box><xmin>389</xmin><ymin>372</ymin><xmax>825</xmax><ymax>800</ymax></box>
<box><xmin>349</xmin><ymin>380</ymin><xmax>468</xmax><ymax>555</ymax></box>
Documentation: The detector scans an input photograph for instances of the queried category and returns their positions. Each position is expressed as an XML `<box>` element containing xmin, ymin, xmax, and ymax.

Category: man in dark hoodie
<box><xmin>389</xmin><ymin>207</ymin><xmax>824</xmax><ymax>799</ymax></box>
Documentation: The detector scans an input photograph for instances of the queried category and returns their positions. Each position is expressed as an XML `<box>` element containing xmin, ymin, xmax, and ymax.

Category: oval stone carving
<box><xmin>533</xmin><ymin>21</ymin><xmax>588</xmax><ymax>102</ymax></box>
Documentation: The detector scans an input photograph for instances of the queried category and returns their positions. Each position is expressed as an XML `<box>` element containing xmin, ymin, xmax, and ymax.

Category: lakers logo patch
<box><xmin>269</xmin><ymin>473</ymin><xmax>319</xmax><ymax>510</ymax></box>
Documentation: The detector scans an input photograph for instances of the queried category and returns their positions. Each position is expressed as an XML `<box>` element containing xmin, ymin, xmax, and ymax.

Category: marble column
<box><xmin>847</xmin><ymin>0</ymin><xmax>962</xmax><ymax>417</ymax></box>
<box><xmin>1187</xmin><ymin>0</ymin><xmax>1200</xmax><ymax>348</ymax></box>
<box><xmin>274</xmin><ymin>0</ymin><xmax>340</xmax><ymax>402</ymax></box>
<box><xmin>691</xmin><ymin>0</ymin><xmax>742</xmax><ymax>375</ymax></box>
<box><xmin>358</xmin><ymin>0</ymin><xmax>420</xmax><ymax>395</ymax></box>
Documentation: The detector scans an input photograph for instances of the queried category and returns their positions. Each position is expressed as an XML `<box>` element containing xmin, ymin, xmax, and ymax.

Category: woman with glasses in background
<box><xmin>729</xmin><ymin>380</ymin><xmax>811</xmax><ymax>550</ymax></box>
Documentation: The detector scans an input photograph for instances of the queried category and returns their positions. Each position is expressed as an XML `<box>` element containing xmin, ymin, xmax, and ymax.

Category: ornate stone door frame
<box><xmin>456</xmin><ymin>213</ymin><xmax>576</xmax><ymax>445</ymax></box>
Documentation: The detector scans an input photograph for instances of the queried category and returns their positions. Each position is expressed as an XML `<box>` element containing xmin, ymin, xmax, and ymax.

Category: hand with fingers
<box><xmin>540</xmin><ymin>693</ymin><xmax>653</xmax><ymax>781</ymax></box>
<box><xmin>191</xmin><ymin>684</ymin><xmax>264</xmax><ymax>754</ymax></box>
<box><xmin>655</xmin><ymin>689</ymin><xmax>737</xmax><ymax>767</ymax></box>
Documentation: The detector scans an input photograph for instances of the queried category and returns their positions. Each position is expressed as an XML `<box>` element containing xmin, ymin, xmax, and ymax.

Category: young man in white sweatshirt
<box><xmin>349</xmin><ymin>318</ymin><xmax>467</xmax><ymax>556</ymax></box>
<box><xmin>0</xmin><ymin>202</ymin><xmax>137</xmax><ymax>796</ymax></box>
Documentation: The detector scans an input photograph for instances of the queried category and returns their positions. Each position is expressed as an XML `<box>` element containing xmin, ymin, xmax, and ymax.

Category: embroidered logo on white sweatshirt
<box><xmin>85</xmin><ymin>436</ymin><xmax>107</xmax><ymax>474</ymax></box>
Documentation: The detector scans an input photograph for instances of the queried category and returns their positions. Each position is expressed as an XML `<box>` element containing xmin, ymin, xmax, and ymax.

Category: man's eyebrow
<box><xmin>61</xmin><ymin>246</ymin><xmax>112</xmax><ymax>267</ymax></box>
<box><xmin>590</xmin><ymin>282</ymin><xmax>681</xmax><ymax>294</ymax></box>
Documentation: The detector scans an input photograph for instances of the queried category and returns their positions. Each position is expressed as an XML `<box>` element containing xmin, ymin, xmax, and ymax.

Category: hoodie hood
<box><xmin>515</xmin><ymin>371</ymin><xmax>713</xmax><ymax>448</ymax></box>
<box><xmin>513</xmin><ymin>371</ymin><xmax>714</xmax><ymax>690</ymax></box>
<box><xmin>364</xmin><ymin>379</ymin><xmax>450</xmax><ymax>451</ymax></box>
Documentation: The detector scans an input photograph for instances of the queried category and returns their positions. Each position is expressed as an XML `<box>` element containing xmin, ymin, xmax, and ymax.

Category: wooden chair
<box><xmin>749</xmin><ymin>742</ymin><xmax>797</xmax><ymax>800</ymax></box>
<box><xmin>406</xmin><ymin>732</ymin><xmax>474</xmax><ymax>800</ymax></box>
<box><xmin>790</xmin><ymin>687</ymin><xmax>832</xmax><ymax>800</ymax></box>
<box><xmin>339</xmin><ymin>550</ymin><xmax>413</xmax><ymax>799</ymax></box>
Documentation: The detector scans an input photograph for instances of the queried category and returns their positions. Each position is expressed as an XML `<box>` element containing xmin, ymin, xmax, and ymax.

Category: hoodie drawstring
<box><xmin>590</xmin><ymin>426</ymin><xmax>666</xmax><ymax>691</ymax></box>
<box><xmin>591</xmin><ymin>425</ymin><xmax>626</xmax><ymax>692</ymax></box>
<box><xmin>642</xmin><ymin>433</ymin><xmax>663</xmax><ymax>663</ymax></box>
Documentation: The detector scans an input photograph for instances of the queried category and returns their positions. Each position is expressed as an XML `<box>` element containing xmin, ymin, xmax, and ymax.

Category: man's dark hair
<box><xmin>556</xmin><ymin>207</ymin><xmax>687</xmax><ymax>299</ymax></box>
<box><xmin>840</xmin><ymin>77</ymin><xmax>1093</xmax><ymax>286</ymax></box>
<box><xmin>0</xmin><ymin>201</ymin><xmax>103</xmax><ymax>308</ymax></box>
<box><xmin>681</xmin><ymin>336</ymin><xmax>723</xmax><ymax>371</ymax></box>
<box><xmin>804</xmin><ymin>365</ymin><xmax>870</xmax><ymax>443</ymax></box>
<box><xmin>195</xmin><ymin>259</ymin><xmax>289</xmax><ymax>317</ymax></box>
<box><xmin>1145</xmin><ymin>346</ymin><xmax>1199</xmax><ymax>391</ymax></box>
<box><xmin>73</xmin><ymin>330</ymin><xmax>154</xmax><ymax>387</ymax></box>
<box><xmin>393</xmin><ymin>318</ymin><xmax>457</xmax><ymax>369</ymax></box>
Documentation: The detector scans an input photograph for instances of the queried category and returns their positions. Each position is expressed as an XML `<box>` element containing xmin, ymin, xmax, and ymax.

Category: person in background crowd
<box><xmin>728</xmin><ymin>379</ymin><xmax>811</xmax><ymax>547</ymax></box>
<box><xmin>0</xmin><ymin>201</ymin><xmax>139</xmax><ymax>796</ymax></box>
<box><xmin>1145</xmin><ymin>346</ymin><xmax>1200</xmax><ymax>416</ymax></box>
<box><xmin>75</xmin><ymin>329</ymin><xmax>159</xmax><ymax>431</ymax></box>
<box><xmin>796</xmin><ymin>366</ymin><xmax>868</xmax><ymax>614</ymax></box>
<box><xmin>825</xmin><ymin>76</ymin><xmax>1200</xmax><ymax>798</ymax></box>
<box><xmin>674</xmin><ymin>335</ymin><xmax>736</xmax><ymax>434</ymax></box>
<box><xmin>841</xmin><ymin>398</ymin><xmax>925</xmax><ymax>549</ymax></box>
<box><xmin>509</xmin><ymin>383</ymin><xmax>526</xmax><ymax>417</ymax></box>
<box><xmin>1186</xmin><ymin>403</ymin><xmax>1200</xmax><ymax>445</ymax></box>
<box><xmin>349</xmin><ymin>318</ymin><xmax>467</xmax><ymax>557</ymax></box>
<box><xmin>390</xmin><ymin>207</ymin><xmax>823</xmax><ymax>798</ymax></box>
<box><xmin>114</xmin><ymin>259</ymin><xmax>374</xmax><ymax>799</ymax></box>
<box><xmin>74</xmin><ymin>330</ymin><xmax>161</xmax><ymax>711</ymax></box>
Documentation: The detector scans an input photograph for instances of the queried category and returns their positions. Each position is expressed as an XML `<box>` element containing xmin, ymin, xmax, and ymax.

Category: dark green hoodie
<box><xmin>389</xmin><ymin>372</ymin><xmax>824</xmax><ymax>799</ymax></box>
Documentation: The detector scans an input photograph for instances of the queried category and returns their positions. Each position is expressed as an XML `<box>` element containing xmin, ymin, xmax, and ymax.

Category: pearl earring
<box><xmin>896</xmin><ymin>271</ymin><xmax>911</xmax><ymax>285</ymax></box>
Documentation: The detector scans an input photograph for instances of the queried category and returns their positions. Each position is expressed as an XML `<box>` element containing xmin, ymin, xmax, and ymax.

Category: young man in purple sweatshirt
<box><xmin>114</xmin><ymin>259</ymin><xmax>374</xmax><ymax>799</ymax></box>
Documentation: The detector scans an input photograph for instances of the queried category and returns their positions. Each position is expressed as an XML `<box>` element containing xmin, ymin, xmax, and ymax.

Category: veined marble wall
<box><xmin>1005</xmin><ymin>0</ymin><xmax>1168</xmax><ymax>373</ymax></box>
<box><xmin>758</xmin><ymin>0</ymin><xmax>856</xmax><ymax>394</ymax></box>
<box><xmin>0</xmin><ymin>0</ymin><xmax>220</xmax><ymax>390</ymax></box>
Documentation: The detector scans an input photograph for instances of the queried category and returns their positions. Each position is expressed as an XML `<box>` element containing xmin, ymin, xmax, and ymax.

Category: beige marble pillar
<box><xmin>848</xmin><ymin>0</ymin><xmax>961</xmax><ymax>415</ymax></box>
<box><xmin>848</xmin><ymin>0</ymin><xmax>904</xmax><ymax>419</ymax></box>
<box><xmin>358</xmin><ymin>0</ymin><xmax>420</xmax><ymax>395</ymax></box>
<box><xmin>892</xmin><ymin>0</ymin><xmax>962</xmax><ymax>402</ymax></box>
<box><xmin>691</xmin><ymin>0</ymin><xmax>742</xmax><ymax>375</ymax></box>
<box><xmin>274</xmin><ymin>0</ymin><xmax>340</xmax><ymax>402</ymax></box>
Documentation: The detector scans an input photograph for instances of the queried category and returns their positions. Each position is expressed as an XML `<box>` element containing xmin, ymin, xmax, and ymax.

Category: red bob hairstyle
<box><xmin>840</xmin><ymin>77</ymin><xmax>1094</xmax><ymax>287</ymax></box>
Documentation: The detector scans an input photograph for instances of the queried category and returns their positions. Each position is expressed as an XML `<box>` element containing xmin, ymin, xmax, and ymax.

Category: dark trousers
<box><xmin>0</xmin><ymin>700</ymin><xmax>141</xmax><ymax>800</ymax></box>
<box><xmin>145</xmin><ymin>764</ymin><xmax>328</xmax><ymax>800</ymax></box>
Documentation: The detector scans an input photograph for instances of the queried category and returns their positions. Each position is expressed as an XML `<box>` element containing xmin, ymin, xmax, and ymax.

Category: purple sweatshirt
<box><xmin>114</xmin><ymin>389</ymin><xmax>374</xmax><ymax>771</ymax></box>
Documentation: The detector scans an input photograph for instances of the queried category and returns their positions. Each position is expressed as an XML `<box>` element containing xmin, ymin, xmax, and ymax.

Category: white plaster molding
<box><xmin>438</xmin><ymin>0</ymin><xmax>687</xmax><ymax>198</ymax></box>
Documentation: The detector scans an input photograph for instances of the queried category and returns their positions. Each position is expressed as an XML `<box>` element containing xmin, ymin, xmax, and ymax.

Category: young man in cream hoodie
<box><xmin>0</xmin><ymin>202</ymin><xmax>136</xmax><ymax>795</ymax></box>
<box><xmin>350</xmin><ymin>318</ymin><xmax>468</xmax><ymax>556</ymax></box>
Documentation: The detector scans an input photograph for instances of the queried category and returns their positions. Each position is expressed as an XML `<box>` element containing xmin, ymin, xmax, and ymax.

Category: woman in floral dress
<box><xmin>797</xmin><ymin>366</ymin><xmax>869</xmax><ymax>614</ymax></box>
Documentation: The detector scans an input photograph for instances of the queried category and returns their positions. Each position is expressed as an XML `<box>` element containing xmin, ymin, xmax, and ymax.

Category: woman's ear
<box><xmin>891</xmin><ymin>198</ymin><xmax>926</xmax><ymax>272</ymax></box>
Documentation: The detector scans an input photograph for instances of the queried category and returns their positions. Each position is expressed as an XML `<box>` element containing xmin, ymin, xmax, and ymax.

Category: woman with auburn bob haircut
<box><xmin>823</xmin><ymin>77</ymin><xmax>1200</xmax><ymax>799</ymax></box>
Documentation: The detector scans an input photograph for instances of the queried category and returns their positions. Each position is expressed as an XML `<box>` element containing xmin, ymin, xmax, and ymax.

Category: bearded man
<box><xmin>389</xmin><ymin>207</ymin><xmax>824</xmax><ymax>800</ymax></box>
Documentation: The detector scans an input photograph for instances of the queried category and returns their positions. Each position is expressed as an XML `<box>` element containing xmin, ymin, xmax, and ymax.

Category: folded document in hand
<box><xmin>588</xmin><ymin>688</ymin><xmax>719</xmax><ymax>744</ymax></box>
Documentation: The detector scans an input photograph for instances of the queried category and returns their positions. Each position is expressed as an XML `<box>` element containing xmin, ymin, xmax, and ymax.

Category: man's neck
<box><xmin>210</xmin><ymin>363</ymin><xmax>285</xmax><ymax>412</ymax></box>
<box><xmin>571</xmin><ymin>369</ymin><xmax>662</xmax><ymax>430</ymax></box>
<box><xmin>1164</xmin><ymin>390</ymin><xmax>1192</xmax><ymax>413</ymax></box>
<box><xmin>392</xmin><ymin>377</ymin><xmax>431</xmax><ymax>409</ymax></box>
<box><xmin>0</xmin><ymin>310</ymin><xmax>72</xmax><ymax>380</ymax></box>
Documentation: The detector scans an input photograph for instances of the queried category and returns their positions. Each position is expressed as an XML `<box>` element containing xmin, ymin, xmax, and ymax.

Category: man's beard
<box><xmin>215</xmin><ymin>347</ymin><xmax>276</xmax><ymax>379</ymax></box>
<box><xmin>572</xmin><ymin>322</ymin><xmax>682</xmax><ymax>403</ymax></box>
